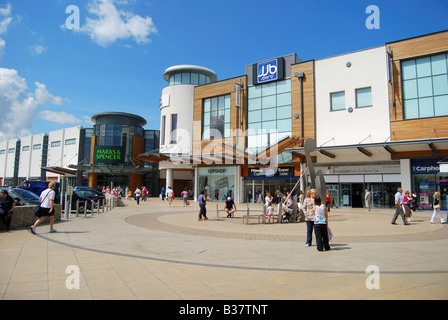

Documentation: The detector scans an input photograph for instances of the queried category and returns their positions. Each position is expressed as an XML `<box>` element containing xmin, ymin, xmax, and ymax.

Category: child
<box><xmin>313</xmin><ymin>195</ymin><xmax>330</xmax><ymax>251</ymax></box>
<box><xmin>266</xmin><ymin>203</ymin><xmax>274</xmax><ymax>223</ymax></box>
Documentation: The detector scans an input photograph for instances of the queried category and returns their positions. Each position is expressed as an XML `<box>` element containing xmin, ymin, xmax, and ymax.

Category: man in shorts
<box><xmin>224</xmin><ymin>197</ymin><xmax>237</xmax><ymax>218</ymax></box>
<box><xmin>30</xmin><ymin>182</ymin><xmax>57</xmax><ymax>234</ymax></box>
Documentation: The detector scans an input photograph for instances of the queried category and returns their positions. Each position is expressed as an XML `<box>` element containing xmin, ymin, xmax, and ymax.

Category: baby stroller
<box><xmin>281</xmin><ymin>201</ymin><xmax>295</xmax><ymax>223</ymax></box>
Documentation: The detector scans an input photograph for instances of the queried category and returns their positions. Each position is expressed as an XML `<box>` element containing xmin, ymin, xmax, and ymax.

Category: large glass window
<box><xmin>247</xmin><ymin>79</ymin><xmax>292</xmax><ymax>165</ymax></box>
<box><xmin>247</xmin><ymin>79</ymin><xmax>292</xmax><ymax>134</ymax></box>
<box><xmin>169</xmin><ymin>72</ymin><xmax>211</xmax><ymax>86</ymax></box>
<box><xmin>402</xmin><ymin>53</ymin><xmax>448</xmax><ymax>119</ymax></box>
<box><xmin>203</xmin><ymin>94</ymin><xmax>231</xmax><ymax>140</ymax></box>
<box><xmin>170</xmin><ymin>114</ymin><xmax>178</xmax><ymax>144</ymax></box>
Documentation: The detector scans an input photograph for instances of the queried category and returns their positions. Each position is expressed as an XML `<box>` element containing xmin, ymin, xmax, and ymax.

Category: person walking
<box><xmin>166</xmin><ymin>186</ymin><xmax>174</xmax><ymax>207</ymax></box>
<box><xmin>391</xmin><ymin>187</ymin><xmax>409</xmax><ymax>225</ymax></box>
<box><xmin>313</xmin><ymin>195</ymin><xmax>330</xmax><ymax>252</ymax></box>
<box><xmin>181</xmin><ymin>188</ymin><xmax>189</xmax><ymax>207</ymax></box>
<box><xmin>303</xmin><ymin>189</ymin><xmax>316</xmax><ymax>247</ymax></box>
<box><xmin>134</xmin><ymin>186</ymin><xmax>141</xmax><ymax>205</ymax></box>
<box><xmin>365</xmin><ymin>189</ymin><xmax>371</xmax><ymax>212</ymax></box>
<box><xmin>0</xmin><ymin>190</ymin><xmax>15</xmax><ymax>231</ymax></box>
<box><xmin>430</xmin><ymin>192</ymin><xmax>445</xmax><ymax>224</ymax></box>
<box><xmin>198</xmin><ymin>189</ymin><xmax>210</xmax><ymax>221</ymax></box>
<box><xmin>30</xmin><ymin>182</ymin><xmax>57</xmax><ymax>234</ymax></box>
<box><xmin>403</xmin><ymin>190</ymin><xmax>412</xmax><ymax>223</ymax></box>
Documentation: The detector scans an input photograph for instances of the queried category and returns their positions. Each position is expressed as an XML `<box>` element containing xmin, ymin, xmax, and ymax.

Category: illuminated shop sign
<box><xmin>93</xmin><ymin>146</ymin><xmax>125</xmax><ymax>164</ymax></box>
<box><xmin>248</xmin><ymin>166</ymin><xmax>294</xmax><ymax>178</ymax></box>
<box><xmin>253</xmin><ymin>58</ymin><xmax>285</xmax><ymax>85</ymax></box>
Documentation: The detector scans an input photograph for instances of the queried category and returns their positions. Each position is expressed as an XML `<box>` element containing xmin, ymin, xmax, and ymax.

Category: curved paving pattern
<box><xmin>2</xmin><ymin>200</ymin><xmax>448</xmax><ymax>300</ymax></box>
<box><xmin>126</xmin><ymin>207</ymin><xmax>448</xmax><ymax>243</ymax></box>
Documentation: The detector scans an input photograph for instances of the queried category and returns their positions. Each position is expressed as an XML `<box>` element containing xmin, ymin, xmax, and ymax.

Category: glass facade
<box><xmin>168</xmin><ymin>72</ymin><xmax>212</xmax><ymax>86</ymax></box>
<box><xmin>247</xmin><ymin>79</ymin><xmax>292</xmax><ymax>165</ymax></box>
<box><xmin>202</xmin><ymin>94</ymin><xmax>231</xmax><ymax>140</ymax></box>
<box><xmin>197</xmin><ymin>167</ymin><xmax>235</xmax><ymax>201</ymax></box>
<box><xmin>402</xmin><ymin>53</ymin><xmax>448</xmax><ymax>119</ymax></box>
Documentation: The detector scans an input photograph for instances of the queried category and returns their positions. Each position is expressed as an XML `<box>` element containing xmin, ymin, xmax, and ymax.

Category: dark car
<box><xmin>69</xmin><ymin>190</ymin><xmax>104</xmax><ymax>212</ymax></box>
<box><xmin>73</xmin><ymin>187</ymin><xmax>105</xmax><ymax>199</ymax></box>
<box><xmin>1</xmin><ymin>188</ymin><xmax>40</xmax><ymax>206</ymax></box>
<box><xmin>20</xmin><ymin>180</ymin><xmax>61</xmax><ymax>202</ymax></box>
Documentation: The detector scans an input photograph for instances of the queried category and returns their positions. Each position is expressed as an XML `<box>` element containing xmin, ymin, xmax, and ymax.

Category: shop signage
<box><xmin>441</xmin><ymin>163</ymin><xmax>448</xmax><ymax>173</ymax></box>
<box><xmin>93</xmin><ymin>146</ymin><xmax>125</xmax><ymax>164</ymax></box>
<box><xmin>253</xmin><ymin>58</ymin><xmax>285</xmax><ymax>85</ymax></box>
<box><xmin>411</xmin><ymin>159</ymin><xmax>440</xmax><ymax>174</ymax></box>
<box><xmin>248</xmin><ymin>166</ymin><xmax>294</xmax><ymax>178</ymax></box>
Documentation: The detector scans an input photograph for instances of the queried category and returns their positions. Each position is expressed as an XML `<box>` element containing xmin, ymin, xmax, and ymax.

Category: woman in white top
<box><xmin>430</xmin><ymin>192</ymin><xmax>445</xmax><ymax>224</ymax></box>
<box><xmin>303</xmin><ymin>189</ymin><xmax>316</xmax><ymax>247</ymax></box>
<box><xmin>30</xmin><ymin>182</ymin><xmax>57</xmax><ymax>234</ymax></box>
<box><xmin>313</xmin><ymin>195</ymin><xmax>330</xmax><ymax>252</ymax></box>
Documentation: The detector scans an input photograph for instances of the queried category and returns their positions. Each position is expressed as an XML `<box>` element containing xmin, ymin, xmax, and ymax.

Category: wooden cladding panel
<box><xmin>388</xmin><ymin>31</ymin><xmax>448</xmax><ymax>61</ymax></box>
<box><xmin>291</xmin><ymin>61</ymin><xmax>315</xmax><ymax>142</ymax></box>
<box><xmin>388</xmin><ymin>31</ymin><xmax>448</xmax><ymax>141</ymax></box>
<box><xmin>391</xmin><ymin>117</ymin><xmax>448</xmax><ymax>141</ymax></box>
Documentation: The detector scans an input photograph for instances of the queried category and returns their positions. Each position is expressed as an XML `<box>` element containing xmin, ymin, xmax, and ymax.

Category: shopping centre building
<box><xmin>141</xmin><ymin>29</ymin><xmax>448</xmax><ymax>209</ymax></box>
<box><xmin>0</xmin><ymin>112</ymin><xmax>160</xmax><ymax>195</ymax></box>
<box><xmin>1</xmin><ymin>30</ymin><xmax>447</xmax><ymax>209</ymax></box>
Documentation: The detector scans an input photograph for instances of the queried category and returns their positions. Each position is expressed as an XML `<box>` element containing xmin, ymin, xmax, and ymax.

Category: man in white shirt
<box><xmin>166</xmin><ymin>186</ymin><xmax>174</xmax><ymax>207</ymax></box>
<box><xmin>391</xmin><ymin>187</ymin><xmax>409</xmax><ymax>225</ymax></box>
<box><xmin>30</xmin><ymin>182</ymin><xmax>57</xmax><ymax>234</ymax></box>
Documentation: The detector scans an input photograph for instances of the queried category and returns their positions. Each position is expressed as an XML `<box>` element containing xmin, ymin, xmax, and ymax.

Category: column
<box><xmin>166</xmin><ymin>168</ymin><xmax>174</xmax><ymax>190</ymax></box>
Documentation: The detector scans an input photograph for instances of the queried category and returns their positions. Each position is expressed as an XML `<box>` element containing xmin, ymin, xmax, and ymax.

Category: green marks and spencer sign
<box><xmin>93</xmin><ymin>146</ymin><xmax>125</xmax><ymax>164</ymax></box>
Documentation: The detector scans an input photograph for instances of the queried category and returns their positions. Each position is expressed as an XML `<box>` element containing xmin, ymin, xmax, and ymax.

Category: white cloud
<box><xmin>0</xmin><ymin>68</ymin><xmax>67</xmax><ymax>140</ymax></box>
<box><xmin>39</xmin><ymin>110</ymin><xmax>81</xmax><ymax>125</ymax></box>
<box><xmin>0</xmin><ymin>3</ymin><xmax>12</xmax><ymax>59</ymax></box>
<box><xmin>29</xmin><ymin>45</ymin><xmax>47</xmax><ymax>56</ymax></box>
<box><xmin>0</xmin><ymin>68</ymin><xmax>38</xmax><ymax>140</ymax></box>
<box><xmin>34</xmin><ymin>82</ymin><xmax>62</xmax><ymax>105</ymax></box>
<box><xmin>79</xmin><ymin>0</ymin><xmax>157</xmax><ymax>47</ymax></box>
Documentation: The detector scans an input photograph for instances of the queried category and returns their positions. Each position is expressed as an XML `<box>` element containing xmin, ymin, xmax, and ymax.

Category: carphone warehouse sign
<box><xmin>253</xmin><ymin>57</ymin><xmax>285</xmax><ymax>85</ymax></box>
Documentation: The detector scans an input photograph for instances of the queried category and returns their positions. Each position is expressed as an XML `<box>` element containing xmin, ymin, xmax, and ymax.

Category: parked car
<box><xmin>65</xmin><ymin>190</ymin><xmax>98</xmax><ymax>212</ymax></box>
<box><xmin>1</xmin><ymin>188</ymin><xmax>40</xmax><ymax>206</ymax></box>
<box><xmin>74</xmin><ymin>186</ymin><xmax>105</xmax><ymax>198</ymax></box>
<box><xmin>74</xmin><ymin>189</ymin><xmax>105</xmax><ymax>202</ymax></box>
<box><xmin>20</xmin><ymin>180</ymin><xmax>60</xmax><ymax>202</ymax></box>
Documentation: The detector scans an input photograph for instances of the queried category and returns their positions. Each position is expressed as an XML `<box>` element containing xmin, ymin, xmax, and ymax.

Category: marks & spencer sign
<box><xmin>93</xmin><ymin>146</ymin><xmax>125</xmax><ymax>164</ymax></box>
<box><xmin>253</xmin><ymin>58</ymin><xmax>285</xmax><ymax>85</ymax></box>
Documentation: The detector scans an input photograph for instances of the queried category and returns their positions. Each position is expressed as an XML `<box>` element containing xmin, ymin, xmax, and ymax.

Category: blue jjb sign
<box><xmin>253</xmin><ymin>57</ymin><xmax>285</xmax><ymax>85</ymax></box>
<box><xmin>258</xmin><ymin>59</ymin><xmax>278</xmax><ymax>83</ymax></box>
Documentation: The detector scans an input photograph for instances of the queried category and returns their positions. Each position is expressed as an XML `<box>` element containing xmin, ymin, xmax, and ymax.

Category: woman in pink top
<box><xmin>403</xmin><ymin>190</ymin><xmax>412</xmax><ymax>223</ymax></box>
<box><xmin>181</xmin><ymin>188</ymin><xmax>189</xmax><ymax>207</ymax></box>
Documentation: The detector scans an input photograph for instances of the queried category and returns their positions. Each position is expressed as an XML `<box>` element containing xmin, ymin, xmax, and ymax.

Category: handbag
<box><xmin>34</xmin><ymin>190</ymin><xmax>50</xmax><ymax>217</ymax></box>
<box><xmin>327</xmin><ymin>226</ymin><xmax>333</xmax><ymax>242</ymax></box>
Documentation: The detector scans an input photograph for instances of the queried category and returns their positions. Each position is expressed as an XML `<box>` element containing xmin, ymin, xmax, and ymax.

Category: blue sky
<box><xmin>0</xmin><ymin>0</ymin><xmax>447</xmax><ymax>140</ymax></box>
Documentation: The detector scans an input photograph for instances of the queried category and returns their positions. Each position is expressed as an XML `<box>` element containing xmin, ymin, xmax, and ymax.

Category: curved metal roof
<box><xmin>162</xmin><ymin>65</ymin><xmax>218</xmax><ymax>82</ymax></box>
<box><xmin>91</xmin><ymin>112</ymin><xmax>147</xmax><ymax>126</ymax></box>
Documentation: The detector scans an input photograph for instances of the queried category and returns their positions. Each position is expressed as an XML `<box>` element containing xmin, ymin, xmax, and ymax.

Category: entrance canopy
<box><xmin>42</xmin><ymin>166</ymin><xmax>77</xmax><ymax>177</ymax></box>
<box><xmin>287</xmin><ymin>138</ymin><xmax>448</xmax><ymax>161</ymax></box>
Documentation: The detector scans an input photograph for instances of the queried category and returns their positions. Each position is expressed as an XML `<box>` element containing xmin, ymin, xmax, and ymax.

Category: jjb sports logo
<box><xmin>258</xmin><ymin>59</ymin><xmax>278</xmax><ymax>83</ymax></box>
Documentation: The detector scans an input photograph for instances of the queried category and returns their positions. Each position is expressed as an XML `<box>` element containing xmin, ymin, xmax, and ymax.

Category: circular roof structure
<box><xmin>162</xmin><ymin>65</ymin><xmax>218</xmax><ymax>82</ymax></box>
<box><xmin>91</xmin><ymin>112</ymin><xmax>147</xmax><ymax>127</ymax></box>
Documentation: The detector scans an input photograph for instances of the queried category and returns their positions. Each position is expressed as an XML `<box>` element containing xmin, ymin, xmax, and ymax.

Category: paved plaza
<box><xmin>1</xmin><ymin>197</ymin><xmax>448</xmax><ymax>301</ymax></box>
